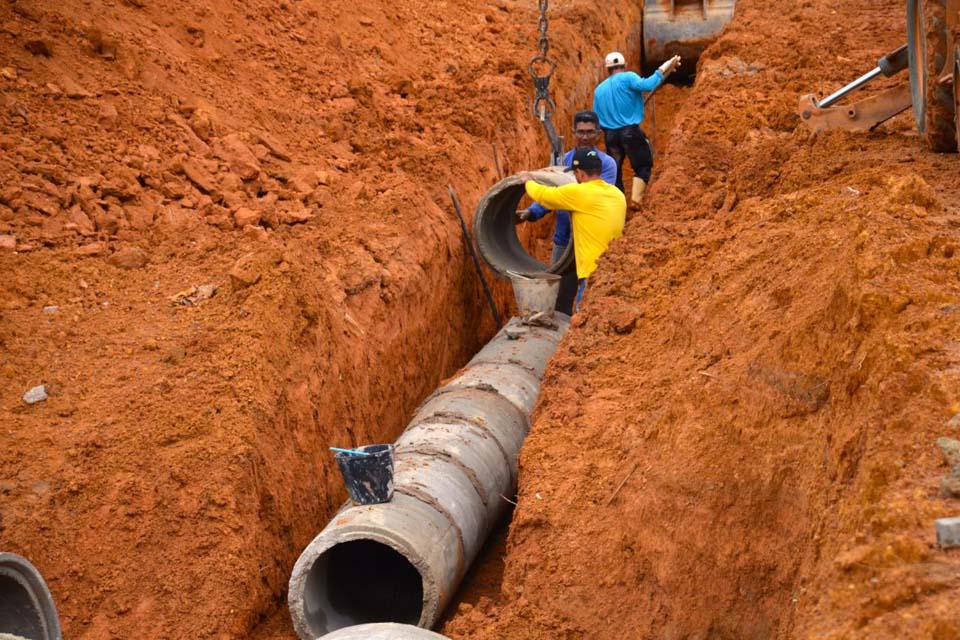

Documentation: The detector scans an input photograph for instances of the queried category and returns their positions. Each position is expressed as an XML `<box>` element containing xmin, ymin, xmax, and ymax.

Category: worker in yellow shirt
<box><xmin>520</xmin><ymin>148</ymin><xmax>627</xmax><ymax>311</ymax></box>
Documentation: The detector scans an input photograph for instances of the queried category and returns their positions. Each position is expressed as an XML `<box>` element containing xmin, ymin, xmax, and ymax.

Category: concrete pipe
<box><xmin>319</xmin><ymin>623</ymin><xmax>450</xmax><ymax>639</ymax></box>
<box><xmin>472</xmin><ymin>168</ymin><xmax>575</xmax><ymax>279</ymax></box>
<box><xmin>0</xmin><ymin>553</ymin><xmax>62</xmax><ymax>640</ymax></box>
<box><xmin>289</xmin><ymin>317</ymin><xmax>568</xmax><ymax>639</ymax></box>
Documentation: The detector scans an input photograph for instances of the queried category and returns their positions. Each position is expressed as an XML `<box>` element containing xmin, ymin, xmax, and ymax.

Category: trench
<box><xmin>241</xmin><ymin>71</ymin><xmax>690</xmax><ymax>639</ymax></box>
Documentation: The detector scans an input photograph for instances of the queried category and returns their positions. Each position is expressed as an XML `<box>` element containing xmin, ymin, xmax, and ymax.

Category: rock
<box><xmin>610</xmin><ymin>311</ymin><xmax>638</xmax><ymax>335</ymax></box>
<box><xmin>221</xmin><ymin>190</ymin><xmax>246</xmax><ymax>210</ymax></box>
<box><xmin>242</xmin><ymin>224</ymin><xmax>269</xmax><ymax>241</ymax></box>
<box><xmin>61</xmin><ymin>76</ymin><xmax>93</xmax><ymax>99</ymax></box>
<box><xmin>159</xmin><ymin>205</ymin><xmax>197</xmax><ymax>230</ymax></box>
<box><xmin>165</xmin><ymin>113</ymin><xmax>211</xmax><ymax>154</ymax></box>
<box><xmin>0</xmin><ymin>235</ymin><xmax>15</xmax><ymax>250</ymax></box>
<box><xmin>170</xmin><ymin>284</ymin><xmax>217</xmax><ymax>306</ymax></box>
<box><xmin>947</xmin><ymin>413</ymin><xmax>960</xmax><ymax>428</ymax></box>
<box><xmin>253</xmin><ymin>130</ymin><xmax>291</xmax><ymax>161</ymax></box>
<box><xmin>229</xmin><ymin>252</ymin><xmax>263</xmax><ymax>289</ymax></box>
<box><xmin>124</xmin><ymin>205</ymin><xmax>155</xmax><ymax>230</ymax></box>
<box><xmin>181</xmin><ymin>160</ymin><xmax>219</xmax><ymax>196</ymax></box>
<box><xmin>188</xmin><ymin>108</ymin><xmax>215</xmax><ymax>142</ymax></box>
<box><xmin>65</xmin><ymin>206</ymin><xmax>95</xmax><ymax>235</ymax></box>
<box><xmin>22</xmin><ymin>191</ymin><xmax>59</xmax><ymax>216</ymax></box>
<box><xmin>315</xmin><ymin>170</ymin><xmax>330</xmax><ymax>186</ymax></box>
<box><xmin>941</xmin><ymin>473</ymin><xmax>960</xmax><ymax>498</ymax></box>
<box><xmin>936</xmin><ymin>516</ymin><xmax>960</xmax><ymax>548</ymax></box>
<box><xmin>40</xmin><ymin>216</ymin><xmax>65</xmax><ymax>241</ymax></box>
<box><xmin>76</xmin><ymin>242</ymin><xmax>106</xmax><ymax>257</ymax></box>
<box><xmin>92</xmin><ymin>208</ymin><xmax>120</xmax><ymax>234</ymax></box>
<box><xmin>97</xmin><ymin>101</ymin><xmax>119</xmax><ymax>126</ymax></box>
<box><xmin>1</xmin><ymin>67</ymin><xmax>17</xmax><ymax>80</ymax></box>
<box><xmin>233</xmin><ymin>207</ymin><xmax>261</xmax><ymax>228</ymax></box>
<box><xmin>109</xmin><ymin>246</ymin><xmax>149</xmax><ymax>269</ymax></box>
<box><xmin>42</xmin><ymin>306</ymin><xmax>58</xmax><ymax>314</ymax></box>
<box><xmin>213</xmin><ymin>134</ymin><xmax>261</xmax><ymax>181</ymax></box>
<box><xmin>939</xmin><ymin>437</ymin><xmax>960</xmax><ymax>469</ymax></box>
<box><xmin>23</xmin><ymin>385</ymin><xmax>48</xmax><ymax>404</ymax></box>
<box><xmin>24</xmin><ymin>39</ymin><xmax>52</xmax><ymax>57</ymax></box>
<box><xmin>278</xmin><ymin>208</ymin><xmax>314</xmax><ymax>225</ymax></box>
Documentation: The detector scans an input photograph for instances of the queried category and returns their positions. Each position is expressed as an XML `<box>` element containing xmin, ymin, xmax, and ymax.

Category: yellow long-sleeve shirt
<box><xmin>525</xmin><ymin>179</ymin><xmax>626</xmax><ymax>279</ymax></box>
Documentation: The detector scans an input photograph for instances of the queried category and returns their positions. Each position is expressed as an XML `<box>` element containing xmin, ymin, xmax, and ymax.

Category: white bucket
<box><xmin>507</xmin><ymin>271</ymin><xmax>561</xmax><ymax>316</ymax></box>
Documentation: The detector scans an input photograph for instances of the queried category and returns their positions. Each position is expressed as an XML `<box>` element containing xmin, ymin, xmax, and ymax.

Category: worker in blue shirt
<box><xmin>593</xmin><ymin>51</ymin><xmax>681</xmax><ymax>207</ymax></box>
<box><xmin>516</xmin><ymin>110</ymin><xmax>617</xmax><ymax>266</ymax></box>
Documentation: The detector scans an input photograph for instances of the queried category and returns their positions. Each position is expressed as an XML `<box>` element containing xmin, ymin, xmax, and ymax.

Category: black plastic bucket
<box><xmin>334</xmin><ymin>444</ymin><xmax>395</xmax><ymax>505</ymax></box>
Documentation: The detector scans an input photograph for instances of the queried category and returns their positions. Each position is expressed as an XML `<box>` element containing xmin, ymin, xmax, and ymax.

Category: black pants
<box><xmin>555</xmin><ymin>246</ymin><xmax>578</xmax><ymax>316</ymax></box>
<box><xmin>604</xmin><ymin>124</ymin><xmax>653</xmax><ymax>191</ymax></box>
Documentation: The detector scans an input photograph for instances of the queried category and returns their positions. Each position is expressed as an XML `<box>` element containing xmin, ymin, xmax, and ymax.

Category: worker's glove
<box><xmin>657</xmin><ymin>55</ymin><xmax>681</xmax><ymax>77</ymax></box>
<box><xmin>515</xmin><ymin>208</ymin><xmax>532</xmax><ymax>224</ymax></box>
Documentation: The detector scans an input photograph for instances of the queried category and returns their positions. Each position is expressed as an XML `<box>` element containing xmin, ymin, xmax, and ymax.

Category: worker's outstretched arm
<box><xmin>525</xmin><ymin>181</ymin><xmax>580</xmax><ymax>212</ymax></box>
<box><xmin>527</xmin><ymin>202</ymin><xmax>551</xmax><ymax>220</ymax></box>
<box><xmin>629</xmin><ymin>56</ymin><xmax>681</xmax><ymax>93</ymax></box>
<box><xmin>629</xmin><ymin>70</ymin><xmax>663</xmax><ymax>93</ymax></box>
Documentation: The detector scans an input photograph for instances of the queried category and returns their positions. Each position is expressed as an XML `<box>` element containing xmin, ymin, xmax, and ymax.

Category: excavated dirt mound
<box><xmin>0</xmin><ymin>0</ymin><xmax>641</xmax><ymax>638</ymax></box>
<box><xmin>446</xmin><ymin>0</ymin><xmax>960</xmax><ymax>638</ymax></box>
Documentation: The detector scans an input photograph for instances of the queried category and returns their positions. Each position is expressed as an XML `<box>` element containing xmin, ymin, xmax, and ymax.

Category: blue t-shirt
<box><xmin>593</xmin><ymin>70</ymin><xmax>664</xmax><ymax>130</ymax></box>
<box><xmin>528</xmin><ymin>147</ymin><xmax>618</xmax><ymax>247</ymax></box>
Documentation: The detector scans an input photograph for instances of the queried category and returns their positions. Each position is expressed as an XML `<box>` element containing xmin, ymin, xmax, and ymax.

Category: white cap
<box><xmin>604</xmin><ymin>52</ymin><xmax>626</xmax><ymax>68</ymax></box>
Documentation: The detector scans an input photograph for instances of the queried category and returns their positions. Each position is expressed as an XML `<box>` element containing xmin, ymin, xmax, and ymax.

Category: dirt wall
<box><xmin>0</xmin><ymin>0</ymin><xmax>652</xmax><ymax>638</ymax></box>
<box><xmin>446</xmin><ymin>0</ymin><xmax>960</xmax><ymax>638</ymax></box>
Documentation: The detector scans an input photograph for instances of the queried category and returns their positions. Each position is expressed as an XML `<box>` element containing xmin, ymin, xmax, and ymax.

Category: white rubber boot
<box><xmin>630</xmin><ymin>178</ymin><xmax>647</xmax><ymax>207</ymax></box>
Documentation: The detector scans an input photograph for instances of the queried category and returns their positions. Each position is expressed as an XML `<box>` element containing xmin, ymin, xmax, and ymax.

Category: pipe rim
<box><xmin>289</xmin><ymin>525</ymin><xmax>437</xmax><ymax>640</ymax></box>
<box><xmin>473</xmin><ymin>170</ymin><xmax>576</xmax><ymax>279</ymax></box>
<box><xmin>0</xmin><ymin>553</ymin><xmax>62</xmax><ymax>640</ymax></box>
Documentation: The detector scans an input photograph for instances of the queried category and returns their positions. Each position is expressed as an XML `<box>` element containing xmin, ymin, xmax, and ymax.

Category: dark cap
<box><xmin>565</xmin><ymin>148</ymin><xmax>602</xmax><ymax>173</ymax></box>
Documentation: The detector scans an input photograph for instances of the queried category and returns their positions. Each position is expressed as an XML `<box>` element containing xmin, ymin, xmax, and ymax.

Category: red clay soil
<box><xmin>0</xmin><ymin>0</ymin><xmax>639</xmax><ymax>638</ymax></box>
<box><xmin>445</xmin><ymin>0</ymin><xmax>960</xmax><ymax>639</ymax></box>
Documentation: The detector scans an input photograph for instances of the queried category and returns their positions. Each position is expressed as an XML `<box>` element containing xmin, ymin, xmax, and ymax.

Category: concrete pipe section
<box><xmin>472</xmin><ymin>168</ymin><xmax>575</xmax><ymax>279</ymax></box>
<box><xmin>319</xmin><ymin>623</ymin><xmax>450</xmax><ymax>639</ymax></box>
<box><xmin>0</xmin><ymin>553</ymin><xmax>62</xmax><ymax>640</ymax></box>
<box><xmin>289</xmin><ymin>316</ymin><xmax>569</xmax><ymax>639</ymax></box>
<box><xmin>642</xmin><ymin>0</ymin><xmax>736</xmax><ymax>76</ymax></box>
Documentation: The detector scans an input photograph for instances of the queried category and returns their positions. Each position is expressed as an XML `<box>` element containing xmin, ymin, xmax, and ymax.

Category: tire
<box><xmin>907</xmin><ymin>0</ymin><xmax>958</xmax><ymax>152</ymax></box>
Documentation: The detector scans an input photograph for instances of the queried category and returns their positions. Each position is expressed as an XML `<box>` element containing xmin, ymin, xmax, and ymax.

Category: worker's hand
<box><xmin>515</xmin><ymin>171</ymin><xmax>536</xmax><ymax>184</ymax></box>
<box><xmin>515</xmin><ymin>208</ymin><xmax>532</xmax><ymax>224</ymax></box>
<box><xmin>657</xmin><ymin>55</ymin><xmax>681</xmax><ymax>77</ymax></box>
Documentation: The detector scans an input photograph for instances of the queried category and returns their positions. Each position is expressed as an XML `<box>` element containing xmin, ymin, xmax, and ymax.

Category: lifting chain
<box><xmin>527</xmin><ymin>0</ymin><xmax>563</xmax><ymax>165</ymax></box>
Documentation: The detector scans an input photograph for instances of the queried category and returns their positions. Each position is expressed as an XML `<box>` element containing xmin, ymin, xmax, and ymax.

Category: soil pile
<box><xmin>0</xmin><ymin>0</ymin><xmax>636</xmax><ymax>638</ymax></box>
<box><xmin>446</xmin><ymin>0</ymin><xmax>960</xmax><ymax>638</ymax></box>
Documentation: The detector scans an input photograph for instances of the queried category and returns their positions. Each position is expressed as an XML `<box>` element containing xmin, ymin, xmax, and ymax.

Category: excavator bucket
<box><xmin>642</xmin><ymin>0</ymin><xmax>736</xmax><ymax>76</ymax></box>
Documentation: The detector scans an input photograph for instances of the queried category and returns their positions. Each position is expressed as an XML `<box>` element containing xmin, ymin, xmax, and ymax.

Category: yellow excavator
<box><xmin>799</xmin><ymin>0</ymin><xmax>959</xmax><ymax>152</ymax></box>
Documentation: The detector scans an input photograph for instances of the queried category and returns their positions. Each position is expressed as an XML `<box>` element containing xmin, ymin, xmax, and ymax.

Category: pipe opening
<box><xmin>0</xmin><ymin>574</ymin><xmax>44</xmax><ymax>639</ymax></box>
<box><xmin>473</xmin><ymin>174</ymin><xmax>574</xmax><ymax>279</ymax></box>
<box><xmin>303</xmin><ymin>540</ymin><xmax>424</xmax><ymax>636</ymax></box>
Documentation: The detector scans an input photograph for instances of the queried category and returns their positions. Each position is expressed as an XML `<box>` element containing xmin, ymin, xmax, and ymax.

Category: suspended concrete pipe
<box><xmin>0</xmin><ymin>553</ymin><xmax>63</xmax><ymax>640</ymax></box>
<box><xmin>472</xmin><ymin>167</ymin><xmax>575</xmax><ymax>279</ymax></box>
<box><xmin>289</xmin><ymin>316</ymin><xmax>569</xmax><ymax>639</ymax></box>
<box><xmin>318</xmin><ymin>623</ymin><xmax>450</xmax><ymax>639</ymax></box>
